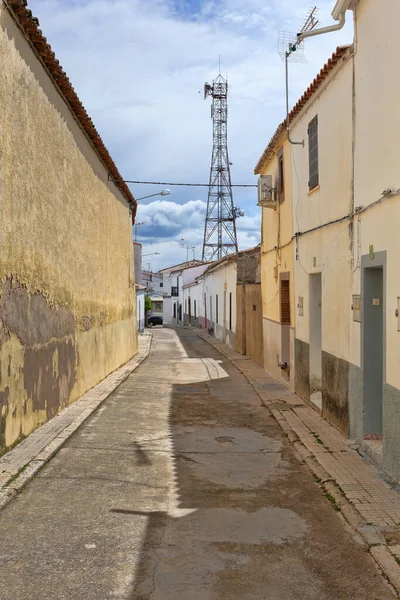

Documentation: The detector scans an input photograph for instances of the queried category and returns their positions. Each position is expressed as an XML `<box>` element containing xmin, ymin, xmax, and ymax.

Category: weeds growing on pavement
<box><xmin>4</xmin><ymin>463</ymin><xmax>29</xmax><ymax>487</ymax></box>
<box><xmin>324</xmin><ymin>491</ymin><xmax>341</xmax><ymax>511</ymax></box>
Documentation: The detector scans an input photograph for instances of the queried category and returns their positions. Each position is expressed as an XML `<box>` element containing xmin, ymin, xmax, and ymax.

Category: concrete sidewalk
<box><xmin>0</xmin><ymin>333</ymin><xmax>152</xmax><ymax>513</ymax></box>
<box><xmin>198</xmin><ymin>331</ymin><xmax>400</xmax><ymax>594</ymax></box>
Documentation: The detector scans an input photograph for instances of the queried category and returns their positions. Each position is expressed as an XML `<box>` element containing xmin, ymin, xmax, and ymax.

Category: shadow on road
<box><xmin>110</xmin><ymin>329</ymin><xmax>391</xmax><ymax>600</ymax></box>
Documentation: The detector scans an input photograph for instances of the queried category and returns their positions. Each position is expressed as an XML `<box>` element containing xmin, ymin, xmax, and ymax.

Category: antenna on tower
<box><xmin>202</xmin><ymin>70</ymin><xmax>242</xmax><ymax>261</ymax></box>
<box><xmin>278</xmin><ymin>7</ymin><xmax>319</xmax><ymax>146</ymax></box>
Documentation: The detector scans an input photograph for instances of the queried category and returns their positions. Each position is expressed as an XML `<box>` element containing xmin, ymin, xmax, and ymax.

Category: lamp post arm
<box><xmin>135</xmin><ymin>192</ymin><xmax>164</xmax><ymax>201</ymax></box>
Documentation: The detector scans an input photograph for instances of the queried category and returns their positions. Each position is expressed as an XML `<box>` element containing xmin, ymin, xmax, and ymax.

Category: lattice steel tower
<box><xmin>202</xmin><ymin>73</ymin><xmax>238</xmax><ymax>261</ymax></box>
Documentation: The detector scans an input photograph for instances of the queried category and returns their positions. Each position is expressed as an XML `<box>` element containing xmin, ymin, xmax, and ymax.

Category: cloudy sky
<box><xmin>29</xmin><ymin>0</ymin><xmax>353</xmax><ymax>271</ymax></box>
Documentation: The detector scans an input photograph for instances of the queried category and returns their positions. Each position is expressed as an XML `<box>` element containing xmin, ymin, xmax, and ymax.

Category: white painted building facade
<box><xmin>201</xmin><ymin>258</ymin><xmax>237</xmax><ymax>349</ymax></box>
<box><xmin>136</xmin><ymin>285</ymin><xmax>146</xmax><ymax>333</ymax></box>
<box><xmin>159</xmin><ymin>260</ymin><xmax>204</xmax><ymax>325</ymax></box>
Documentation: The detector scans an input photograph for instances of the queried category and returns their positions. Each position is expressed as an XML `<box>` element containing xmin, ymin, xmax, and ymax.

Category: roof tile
<box><xmin>254</xmin><ymin>45</ymin><xmax>351</xmax><ymax>175</ymax></box>
<box><xmin>7</xmin><ymin>0</ymin><xmax>136</xmax><ymax>217</ymax></box>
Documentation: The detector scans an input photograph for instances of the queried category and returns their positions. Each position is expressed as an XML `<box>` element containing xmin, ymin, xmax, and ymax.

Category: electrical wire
<box><xmin>264</xmin><ymin>290</ymin><xmax>279</xmax><ymax>306</ymax></box>
<box><xmin>261</xmin><ymin>239</ymin><xmax>292</xmax><ymax>256</ymax></box>
<box><xmin>110</xmin><ymin>179</ymin><xmax>257</xmax><ymax>188</ymax></box>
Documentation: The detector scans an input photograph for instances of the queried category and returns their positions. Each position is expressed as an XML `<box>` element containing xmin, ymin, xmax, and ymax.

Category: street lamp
<box><xmin>142</xmin><ymin>252</ymin><xmax>160</xmax><ymax>257</ymax></box>
<box><xmin>135</xmin><ymin>189</ymin><xmax>171</xmax><ymax>201</ymax></box>
<box><xmin>180</xmin><ymin>239</ymin><xmax>196</xmax><ymax>261</ymax></box>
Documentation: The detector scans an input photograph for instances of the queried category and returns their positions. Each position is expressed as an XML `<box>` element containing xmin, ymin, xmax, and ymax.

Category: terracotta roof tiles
<box><xmin>254</xmin><ymin>45</ymin><xmax>351</xmax><ymax>175</ymax></box>
<box><xmin>7</xmin><ymin>0</ymin><xmax>136</xmax><ymax>217</ymax></box>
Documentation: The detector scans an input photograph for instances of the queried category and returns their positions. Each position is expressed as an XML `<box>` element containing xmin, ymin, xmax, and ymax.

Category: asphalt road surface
<box><xmin>0</xmin><ymin>329</ymin><xmax>394</xmax><ymax>599</ymax></box>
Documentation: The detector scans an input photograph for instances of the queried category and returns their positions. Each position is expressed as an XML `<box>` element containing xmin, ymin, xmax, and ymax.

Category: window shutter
<box><xmin>308</xmin><ymin>116</ymin><xmax>319</xmax><ymax>190</ymax></box>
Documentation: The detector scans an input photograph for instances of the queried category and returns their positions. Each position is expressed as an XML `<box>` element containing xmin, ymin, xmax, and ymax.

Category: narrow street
<box><xmin>0</xmin><ymin>329</ymin><xmax>394</xmax><ymax>600</ymax></box>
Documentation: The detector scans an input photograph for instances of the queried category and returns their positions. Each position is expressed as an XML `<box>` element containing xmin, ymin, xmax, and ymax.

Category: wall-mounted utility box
<box><xmin>352</xmin><ymin>294</ymin><xmax>361</xmax><ymax>322</ymax></box>
<box><xmin>298</xmin><ymin>296</ymin><xmax>304</xmax><ymax>317</ymax></box>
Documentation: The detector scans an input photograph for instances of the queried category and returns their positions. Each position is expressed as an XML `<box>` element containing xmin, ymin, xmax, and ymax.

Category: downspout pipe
<box><xmin>286</xmin><ymin>11</ymin><xmax>347</xmax><ymax>146</ymax></box>
<box><xmin>285</xmin><ymin>52</ymin><xmax>304</xmax><ymax>147</ymax></box>
<box><xmin>297</xmin><ymin>11</ymin><xmax>346</xmax><ymax>42</ymax></box>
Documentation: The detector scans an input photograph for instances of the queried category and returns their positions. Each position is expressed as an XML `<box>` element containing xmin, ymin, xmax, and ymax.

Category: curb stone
<box><xmin>0</xmin><ymin>333</ymin><xmax>152</xmax><ymax>513</ymax></box>
<box><xmin>197</xmin><ymin>331</ymin><xmax>400</xmax><ymax>597</ymax></box>
<box><xmin>371</xmin><ymin>546</ymin><xmax>400</xmax><ymax>594</ymax></box>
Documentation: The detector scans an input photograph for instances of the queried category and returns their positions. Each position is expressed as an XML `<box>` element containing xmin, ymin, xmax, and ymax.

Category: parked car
<box><xmin>148</xmin><ymin>315</ymin><xmax>163</xmax><ymax>327</ymax></box>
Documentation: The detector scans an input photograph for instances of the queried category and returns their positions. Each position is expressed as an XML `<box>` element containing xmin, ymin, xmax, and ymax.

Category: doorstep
<box><xmin>361</xmin><ymin>438</ymin><xmax>384</xmax><ymax>469</ymax></box>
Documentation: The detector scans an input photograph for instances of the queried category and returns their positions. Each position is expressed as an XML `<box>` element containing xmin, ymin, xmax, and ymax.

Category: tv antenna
<box><xmin>278</xmin><ymin>7</ymin><xmax>319</xmax><ymax>146</ymax></box>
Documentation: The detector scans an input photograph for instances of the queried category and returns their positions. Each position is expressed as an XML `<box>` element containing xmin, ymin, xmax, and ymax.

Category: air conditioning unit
<box><xmin>257</xmin><ymin>174</ymin><xmax>277</xmax><ymax>209</ymax></box>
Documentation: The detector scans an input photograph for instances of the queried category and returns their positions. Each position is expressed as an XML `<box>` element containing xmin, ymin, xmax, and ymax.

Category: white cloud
<box><xmin>135</xmin><ymin>198</ymin><xmax>260</xmax><ymax>269</ymax></box>
<box><xmin>28</xmin><ymin>0</ymin><xmax>353</xmax><ymax>269</ymax></box>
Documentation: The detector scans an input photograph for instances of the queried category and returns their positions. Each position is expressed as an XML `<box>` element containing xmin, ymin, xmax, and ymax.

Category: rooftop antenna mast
<box><xmin>278</xmin><ymin>7</ymin><xmax>319</xmax><ymax>146</ymax></box>
<box><xmin>202</xmin><ymin>60</ymin><xmax>241</xmax><ymax>261</ymax></box>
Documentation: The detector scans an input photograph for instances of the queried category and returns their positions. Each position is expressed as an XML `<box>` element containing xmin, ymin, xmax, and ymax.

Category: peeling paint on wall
<box><xmin>0</xmin><ymin>9</ymin><xmax>137</xmax><ymax>453</ymax></box>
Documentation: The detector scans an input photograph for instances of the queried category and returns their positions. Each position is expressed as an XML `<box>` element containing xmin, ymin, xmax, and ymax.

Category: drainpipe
<box><xmin>297</xmin><ymin>11</ymin><xmax>346</xmax><ymax>42</ymax></box>
<box><xmin>286</xmin><ymin>10</ymin><xmax>347</xmax><ymax>146</ymax></box>
<box><xmin>285</xmin><ymin>51</ymin><xmax>304</xmax><ymax>147</ymax></box>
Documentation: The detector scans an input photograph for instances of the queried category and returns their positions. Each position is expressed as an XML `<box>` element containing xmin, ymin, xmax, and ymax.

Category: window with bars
<box><xmin>308</xmin><ymin>115</ymin><xmax>319</xmax><ymax>190</ymax></box>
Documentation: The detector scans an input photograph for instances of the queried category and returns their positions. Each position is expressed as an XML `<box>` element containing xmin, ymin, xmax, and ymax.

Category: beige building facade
<box><xmin>0</xmin><ymin>2</ymin><xmax>137</xmax><ymax>452</ymax></box>
<box><xmin>289</xmin><ymin>46</ymin><xmax>354</xmax><ymax>432</ymax></box>
<box><xmin>255</xmin><ymin>133</ymin><xmax>295</xmax><ymax>388</ymax></box>
<box><xmin>345</xmin><ymin>0</ymin><xmax>400</xmax><ymax>479</ymax></box>
<box><xmin>256</xmin><ymin>0</ymin><xmax>400</xmax><ymax>481</ymax></box>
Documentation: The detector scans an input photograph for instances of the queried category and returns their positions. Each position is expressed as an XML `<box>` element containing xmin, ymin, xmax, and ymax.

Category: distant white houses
<box><xmin>136</xmin><ymin>284</ymin><xmax>146</xmax><ymax>333</ymax></box>
<box><xmin>133</xmin><ymin>242</ymin><xmax>145</xmax><ymax>333</ymax></box>
<box><xmin>198</xmin><ymin>257</ymin><xmax>237</xmax><ymax>348</ymax></box>
<box><xmin>137</xmin><ymin>250</ymin><xmax>261</xmax><ymax>363</ymax></box>
<box><xmin>158</xmin><ymin>260</ymin><xmax>205</xmax><ymax>326</ymax></box>
<box><xmin>155</xmin><ymin>249</ymin><xmax>261</xmax><ymax>357</ymax></box>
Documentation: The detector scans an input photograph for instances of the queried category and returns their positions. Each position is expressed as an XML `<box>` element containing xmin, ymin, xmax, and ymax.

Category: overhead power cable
<box><xmin>109</xmin><ymin>178</ymin><xmax>257</xmax><ymax>188</ymax></box>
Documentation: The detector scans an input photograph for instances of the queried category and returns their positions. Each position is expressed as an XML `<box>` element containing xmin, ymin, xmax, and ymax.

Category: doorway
<box><xmin>188</xmin><ymin>297</ymin><xmax>192</xmax><ymax>326</ymax></box>
<box><xmin>309</xmin><ymin>273</ymin><xmax>322</xmax><ymax>409</ymax></box>
<box><xmin>363</xmin><ymin>265</ymin><xmax>384</xmax><ymax>439</ymax></box>
<box><xmin>280</xmin><ymin>274</ymin><xmax>291</xmax><ymax>381</ymax></box>
<box><xmin>223</xmin><ymin>290</ymin><xmax>227</xmax><ymax>341</ymax></box>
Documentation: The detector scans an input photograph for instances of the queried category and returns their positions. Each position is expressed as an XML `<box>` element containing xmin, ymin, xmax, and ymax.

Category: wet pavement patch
<box><xmin>165</xmin><ymin>506</ymin><xmax>308</xmax><ymax>545</ymax></box>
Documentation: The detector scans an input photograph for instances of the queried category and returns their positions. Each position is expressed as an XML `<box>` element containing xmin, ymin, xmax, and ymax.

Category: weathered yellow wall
<box><xmin>260</xmin><ymin>135</ymin><xmax>295</xmax><ymax>387</ymax></box>
<box><xmin>0</xmin><ymin>8</ymin><xmax>137</xmax><ymax>451</ymax></box>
